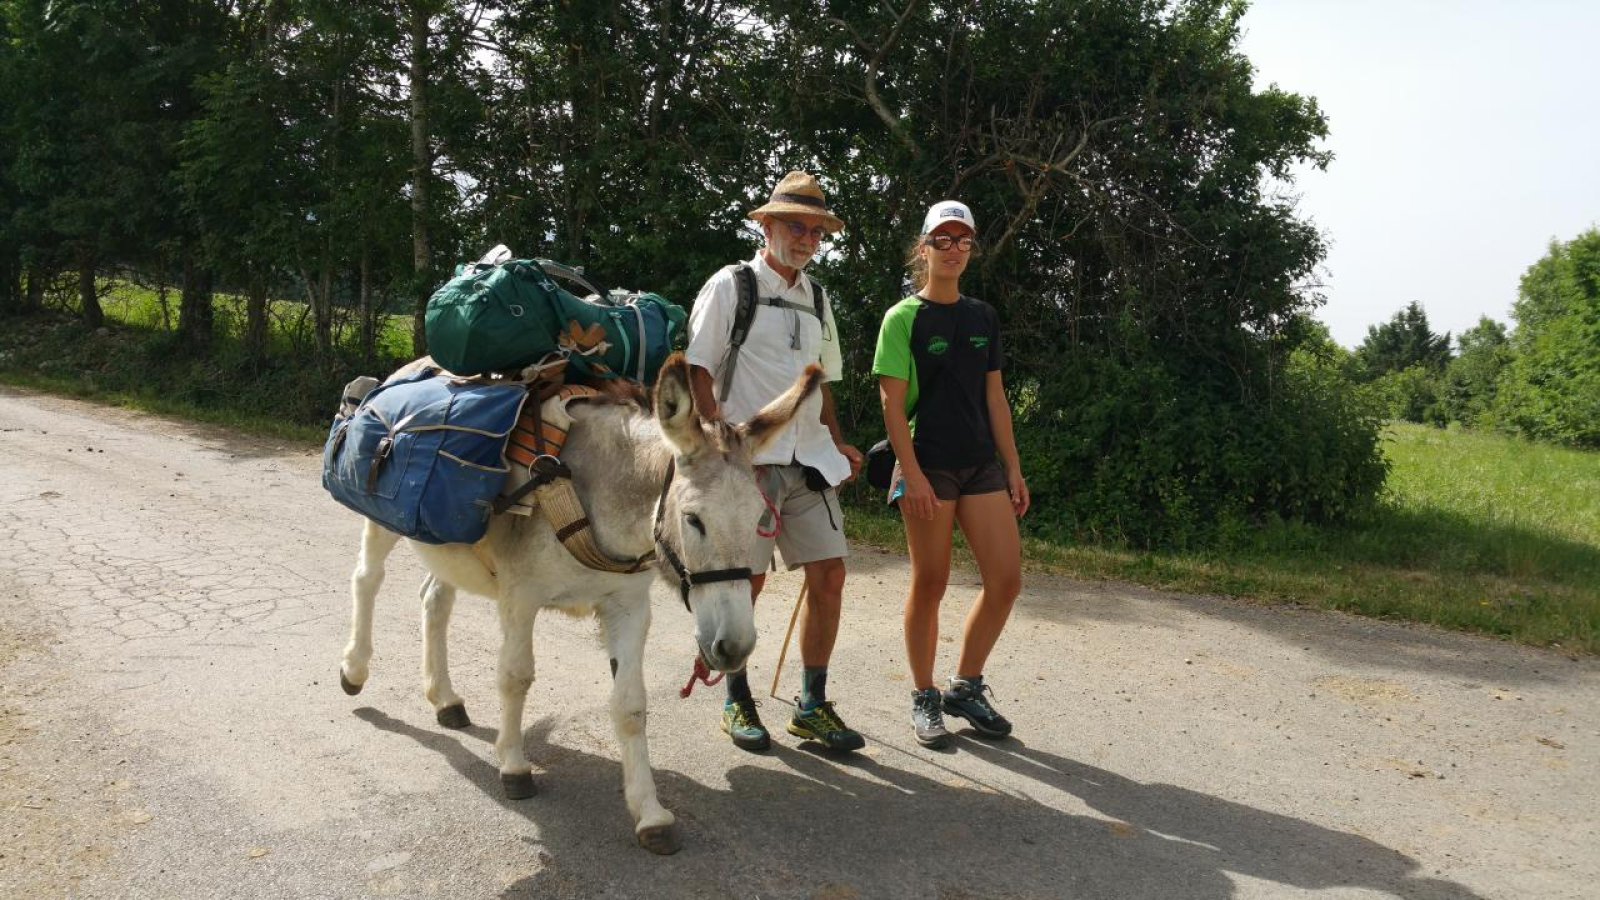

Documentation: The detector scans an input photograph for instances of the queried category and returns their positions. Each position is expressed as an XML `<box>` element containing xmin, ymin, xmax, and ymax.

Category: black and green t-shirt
<box><xmin>872</xmin><ymin>294</ymin><xmax>1004</xmax><ymax>470</ymax></box>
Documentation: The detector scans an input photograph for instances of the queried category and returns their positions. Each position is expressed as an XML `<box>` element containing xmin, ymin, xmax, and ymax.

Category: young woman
<box><xmin>872</xmin><ymin>200</ymin><xmax>1029</xmax><ymax>749</ymax></box>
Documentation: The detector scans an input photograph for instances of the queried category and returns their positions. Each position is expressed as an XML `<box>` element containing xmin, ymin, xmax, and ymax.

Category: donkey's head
<box><xmin>651</xmin><ymin>353</ymin><xmax>823</xmax><ymax>672</ymax></box>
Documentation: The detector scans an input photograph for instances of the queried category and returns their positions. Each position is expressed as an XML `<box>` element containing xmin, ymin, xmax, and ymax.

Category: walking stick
<box><xmin>768</xmin><ymin>580</ymin><xmax>808</xmax><ymax>699</ymax></box>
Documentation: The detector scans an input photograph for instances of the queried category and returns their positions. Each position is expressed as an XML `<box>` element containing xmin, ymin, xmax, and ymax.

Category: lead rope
<box><xmin>678</xmin><ymin>656</ymin><xmax>725</xmax><ymax>698</ymax></box>
<box><xmin>755</xmin><ymin>465</ymin><xmax>782</xmax><ymax>539</ymax></box>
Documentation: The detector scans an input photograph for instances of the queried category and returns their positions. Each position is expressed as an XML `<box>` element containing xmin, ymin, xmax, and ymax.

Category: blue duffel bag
<box><xmin>322</xmin><ymin>367</ymin><xmax>529</xmax><ymax>545</ymax></box>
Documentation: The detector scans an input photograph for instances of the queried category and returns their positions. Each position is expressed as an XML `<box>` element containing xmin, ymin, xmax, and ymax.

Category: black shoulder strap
<box><xmin>732</xmin><ymin>264</ymin><xmax>759</xmax><ymax>343</ymax></box>
<box><xmin>806</xmin><ymin>275</ymin><xmax>830</xmax><ymax>340</ymax></box>
<box><xmin>805</xmin><ymin>274</ymin><xmax>824</xmax><ymax>320</ymax></box>
<box><xmin>718</xmin><ymin>264</ymin><xmax>760</xmax><ymax>402</ymax></box>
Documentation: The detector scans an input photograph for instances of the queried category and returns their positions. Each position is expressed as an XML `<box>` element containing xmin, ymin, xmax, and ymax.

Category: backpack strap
<box><xmin>717</xmin><ymin>264</ymin><xmax>760</xmax><ymax>402</ymax></box>
<box><xmin>716</xmin><ymin>265</ymin><xmax>828</xmax><ymax>402</ymax></box>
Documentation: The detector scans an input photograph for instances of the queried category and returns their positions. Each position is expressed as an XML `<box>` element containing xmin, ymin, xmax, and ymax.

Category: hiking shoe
<box><xmin>911</xmin><ymin>687</ymin><xmax>952</xmax><ymax>749</ymax></box>
<box><xmin>786</xmin><ymin>699</ymin><xmax>866</xmax><ymax>752</ymax></box>
<box><xmin>943</xmin><ymin>677</ymin><xmax>1012</xmax><ymax>738</ymax></box>
<box><xmin>721</xmin><ymin>698</ymin><xmax>770</xmax><ymax>752</ymax></box>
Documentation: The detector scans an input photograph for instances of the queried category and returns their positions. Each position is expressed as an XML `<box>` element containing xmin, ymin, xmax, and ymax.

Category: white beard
<box><xmin>767</xmin><ymin>232</ymin><xmax>813</xmax><ymax>271</ymax></box>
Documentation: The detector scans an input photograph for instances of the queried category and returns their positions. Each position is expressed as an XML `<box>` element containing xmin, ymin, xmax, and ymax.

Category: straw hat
<box><xmin>747</xmin><ymin>170</ymin><xmax>845</xmax><ymax>233</ymax></box>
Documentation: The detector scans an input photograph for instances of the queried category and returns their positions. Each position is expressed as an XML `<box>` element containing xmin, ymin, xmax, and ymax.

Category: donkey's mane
<box><xmin>705</xmin><ymin>419</ymin><xmax>744</xmax><ymax>459</ymax></box>
<box><xmin>568</xmin><ymin>378</ymin><xmax>651</xmax><ymax>413</ymax></box>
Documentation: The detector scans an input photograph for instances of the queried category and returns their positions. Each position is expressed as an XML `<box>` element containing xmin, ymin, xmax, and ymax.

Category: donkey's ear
<box><xmin>654</xmin><ymin>353</ymin><xmax>706</xmax><ymax>459</ymax></box>
<box><xmin>739</xmin><ymin>363</ymin><xmax>823</xmax><ymax>455</ymax></box>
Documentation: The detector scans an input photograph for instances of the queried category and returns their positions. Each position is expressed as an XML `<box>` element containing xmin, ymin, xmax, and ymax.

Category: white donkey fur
<box><xmin>338</xmin><ymin>354</ymin><xmax>820</xmax><ymax>854</ymax></box>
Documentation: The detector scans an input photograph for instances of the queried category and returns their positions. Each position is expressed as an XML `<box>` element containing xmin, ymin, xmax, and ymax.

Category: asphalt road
<box><xmin>1</xmin><ymin>385</ymin><xmax>1596</xmax><ymax>900</ymax></box>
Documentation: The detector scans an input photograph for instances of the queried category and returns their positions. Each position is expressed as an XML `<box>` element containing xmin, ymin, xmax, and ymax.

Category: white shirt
<box><xmin>686</xmin><ymin>252</ymin><xmax>849</xmax><ymax>484</ymax></box>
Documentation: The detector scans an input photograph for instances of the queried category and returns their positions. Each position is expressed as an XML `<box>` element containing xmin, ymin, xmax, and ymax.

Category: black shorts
<box><xmin>889</xmin><ymin>458</ymin><xmax>1007</xmax><ymax>504</ymax></box>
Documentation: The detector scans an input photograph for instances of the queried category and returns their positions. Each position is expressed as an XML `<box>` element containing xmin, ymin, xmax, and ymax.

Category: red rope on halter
<box><xmin>755</xmin><ymin>466</ymin><xmax>781</xmax><ymax>539</ymax></box>
<box><xmin>678</xmin><ymin>654</ymin><xmax>725</xmax><ymax>698</ymax></box>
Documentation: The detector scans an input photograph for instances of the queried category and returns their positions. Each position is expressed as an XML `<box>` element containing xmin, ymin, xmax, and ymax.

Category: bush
<box><xmin>1370</xmin><ymin>364</ymin><xmax>1447</xmax><ymax>426</ymax></box>
<box><xmin>1012</xmin><ymin>335</ymin><xmax>1387</xmax><ymax>549</ymax></box>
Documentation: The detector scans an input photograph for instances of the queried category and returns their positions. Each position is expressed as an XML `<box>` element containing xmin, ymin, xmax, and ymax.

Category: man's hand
<box><xmin>837</xmin><ymin>442</ymin><xmax>863</xmax><ymax>483</ymax></box>
<box><xmin>688</xmin><ymin>365</ymin><xmax>722</xmax><ymax>421</ymax></box>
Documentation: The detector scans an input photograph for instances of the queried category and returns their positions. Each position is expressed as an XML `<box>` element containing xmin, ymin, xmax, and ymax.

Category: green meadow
<box><xmin>845</xmin><ymin>423</ymin><xmax>1599</xmax><ymax>655</ymax></box>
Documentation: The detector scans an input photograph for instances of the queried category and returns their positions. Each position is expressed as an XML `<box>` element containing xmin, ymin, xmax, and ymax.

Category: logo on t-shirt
<box><xmin>927</xmin><ymin>336</ymin><xmax>950</xmax><ymax>355</ymax></box>
<box><xmin>970</xmin><ymin>335</ymin><xmax>989</xmax><ymax>349</ymax></box>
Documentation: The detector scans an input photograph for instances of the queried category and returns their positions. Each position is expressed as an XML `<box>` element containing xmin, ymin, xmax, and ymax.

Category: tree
<box><xmin>4</xmin><ymin>0</ymin><xmax>1392</xmax><ymax>546</ymax></box>
<box><xmin>1493</xmin><ymin>229</ymin><xmax>1600</xmax><ymax>447</ymax></box>
<box><xmin>0</xmin><ymin>1</ymin><xmax>21</xmax><ymax>315</ymax></box>
<box><xmin>3</xmin><ymin>0</ymin><xmax>120</xmax><ymax>327</ymax></box>
<box><xmin>1354</xmin><ymin>301</ymin><xmax>1452</xmax><ymax>381</ymax></box>
<box><xmin>765</xmin><ymin>0</ymin><xmax>1385</xmax><ymax>543</ymax></box>
<box><xmin>1439</xmin><ymin>316</ymin><xmax>1509</xmax><ymax>426</ymax></box>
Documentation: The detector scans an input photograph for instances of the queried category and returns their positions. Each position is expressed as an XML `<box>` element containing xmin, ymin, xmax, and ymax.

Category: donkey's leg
<box><xmin>493</xmin><ymin>593</ymin><xmax>539</xmax><ymax>799</ymax></box>
<box><xmin>341</xmin><ymin>521</ymin><xmax>401</xmax><ymax>695</ymax></box>
<box><xmin>420</xmin><ymin>575</ymin><xmax>469</xmax><ymax>728</ymax></box>
<box><xmin>600</xmin><ymin>596</ymin><xmax>678</xmax><ymax>854</ymax></box>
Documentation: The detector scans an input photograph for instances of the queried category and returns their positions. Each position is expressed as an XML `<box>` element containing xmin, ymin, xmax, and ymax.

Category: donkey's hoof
<box><xmin>339</xmin><ymin>671</ymin><xmax>363</xmax><ymax>696</ymax></box>
<box><xmin>636</xmin><ymin>823</ymin><xmax>682</xmax><ymax>856</ymax></box>
<box><xmin>501</xmin><ymin>771</ymin><xmax>537</xmax><ymax>800</ymax></box>
<box><xmin>436</xmin><ymin>704</ymin><xmax>470</xmax><ymax>729</ymax></box>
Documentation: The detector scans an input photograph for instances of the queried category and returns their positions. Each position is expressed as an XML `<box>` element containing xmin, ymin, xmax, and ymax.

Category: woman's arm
<box><xmin>879</xmin><ymin>375</ymin><xmax>940</xmax><ymax>520</ymax></box>
<box><xmin>986</xmin><ymin>370</ymin><xmax>1029</xmax><ymax>517</ymax></box>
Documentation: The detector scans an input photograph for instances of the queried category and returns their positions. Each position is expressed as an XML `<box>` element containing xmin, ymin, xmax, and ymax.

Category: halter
<box><xmin>652</xmin><ymin>458</ymin><xmax>753</xmax><ymax>613</ymax></box>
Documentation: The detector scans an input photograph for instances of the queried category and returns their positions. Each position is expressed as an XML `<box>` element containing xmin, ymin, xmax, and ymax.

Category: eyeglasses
<box><xmin>924</xmin><ymin>234</ymin><xmax>977</xmax><ymax>252</ymax></box>
<box><xmin>771</xmin><ymin>217</ymin><xmax>828</xmax><ymax>241</ymax></box>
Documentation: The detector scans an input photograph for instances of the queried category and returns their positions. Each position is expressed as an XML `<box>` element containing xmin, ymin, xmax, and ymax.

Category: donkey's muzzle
<box><xmin>705</xmin><ymin>636</ymin><xmax>754</xmax><ymax>673</ymax></box>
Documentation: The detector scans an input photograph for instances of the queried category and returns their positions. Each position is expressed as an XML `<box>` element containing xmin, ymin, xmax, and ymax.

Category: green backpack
<box><xmin>424</xmin><ymin>256</ymin><xmax>686</xmax><ymax>383</ymax></box>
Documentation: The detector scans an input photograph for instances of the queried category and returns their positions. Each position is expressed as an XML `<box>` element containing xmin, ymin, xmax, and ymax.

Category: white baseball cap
<box><xmin>921</xmin><ymin>200</ymin><xmax>976</xmax><ymax>235</ymax></box>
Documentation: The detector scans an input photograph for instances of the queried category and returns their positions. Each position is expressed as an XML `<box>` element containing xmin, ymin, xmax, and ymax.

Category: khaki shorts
<box><xmin>749</xmin><ymin>464</ymin><xmax>849</xmax><ymax>571</ymax></box>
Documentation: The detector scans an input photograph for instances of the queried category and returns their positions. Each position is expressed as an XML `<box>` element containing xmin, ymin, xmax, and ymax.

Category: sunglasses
<box><xmin>924</xmin><ymin>234</ymin><xmax>978</xmax><ymax>252</ymax></box>
<box><xmin>771</xmin><ymin>217</ymin><xmax>829</xmax><ymax>241</ymax></box>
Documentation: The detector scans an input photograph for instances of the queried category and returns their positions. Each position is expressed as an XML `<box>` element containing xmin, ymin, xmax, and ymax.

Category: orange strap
<box><xmin>506</xmin><ymin>383</ymin><xmax>599</xmax><ymax>467</ymax></box>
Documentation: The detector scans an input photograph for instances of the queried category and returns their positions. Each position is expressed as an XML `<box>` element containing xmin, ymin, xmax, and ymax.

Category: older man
<box><xmin>686</xmin><ymin>170</ymin><xmax>865</xmax><ymax>753</ymax></box>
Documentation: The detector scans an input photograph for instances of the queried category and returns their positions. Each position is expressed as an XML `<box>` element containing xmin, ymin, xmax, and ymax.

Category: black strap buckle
<box><xmin>493</xmin><ymin>453</ymin><xmax>574</xmax><ymax>515</ymax></box>
<box><xmin>531</xmin><ymin>454</ymin><xmax>570</xmax><ymax>480</ymax></box>
<box><xmin>365</xmin><ymin>436</ymin><xmax>393</xmax><ymax>493</ymax></box>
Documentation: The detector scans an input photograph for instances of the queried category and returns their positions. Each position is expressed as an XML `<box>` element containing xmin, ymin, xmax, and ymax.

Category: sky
<box><xmin>1236</xmin><ymin>1</ymin><xmax>1600</xmax><ymax>348</ymax></box>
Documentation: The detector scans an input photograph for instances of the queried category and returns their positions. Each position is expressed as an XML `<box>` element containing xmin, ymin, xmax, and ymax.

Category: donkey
<box><xmin>337</xmin><ymin>354</ymin><xmax>821</xmax><ymax>854</ymax></box>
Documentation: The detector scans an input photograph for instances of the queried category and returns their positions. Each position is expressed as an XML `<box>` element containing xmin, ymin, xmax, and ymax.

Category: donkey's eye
<box><xmin>683</xmin><ymin>512</ymin><xmax>706</xmax><ymax>535</ymax></box>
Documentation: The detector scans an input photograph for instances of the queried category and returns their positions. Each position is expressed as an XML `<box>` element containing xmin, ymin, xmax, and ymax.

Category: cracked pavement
<box><xmin>1</xmin><ymin>385</ymin><xmax>1597</xmax><ymax>899</ymax></box>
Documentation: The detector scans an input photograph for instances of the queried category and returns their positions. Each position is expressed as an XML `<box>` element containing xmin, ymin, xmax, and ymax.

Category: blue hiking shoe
<box><xmin>943</xmin><ymin>677</ymin><xmax>1012</xmax><ymax>738</ymax></box>
<box><xmin>786</xmin><ymin>699</ymin><xmax>866</xmax><ymax>752</ymax></box>
<box><xmin>721</xmin><ymin>698</ymin><xmax>770</xmax><ymax>752</ymax></box>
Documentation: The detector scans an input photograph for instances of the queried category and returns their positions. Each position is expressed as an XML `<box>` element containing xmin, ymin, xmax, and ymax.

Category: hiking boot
<box><xmin>943</xmin><ymin>677</ymin><xmax>1012</xmax><ymax>738</ymax></box>
<box><xmin>721</xmin><ymin>698</ymin><xmax>770</xmax><ymax>752</ymax></box>
<box><xmin>786</xmin><ymin>699</ymin><xmax>866</xmax><ymax>752</ymax></box>
<box><xmin>911</xmin><ymin>687</ymin><xmax>952</xmax><ymax>749</ymax></box>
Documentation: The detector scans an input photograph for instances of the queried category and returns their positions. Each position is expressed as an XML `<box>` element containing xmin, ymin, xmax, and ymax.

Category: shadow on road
<box><xmin>353</xmin><ymin>707</ymin><xmax>1483</xmax><ymax>900</ymax></box>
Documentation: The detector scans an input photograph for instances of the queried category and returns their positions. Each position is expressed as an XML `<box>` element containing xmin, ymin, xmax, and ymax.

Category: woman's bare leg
<box><xmin>952</xmin><ymin>490</ymin><xmax>1022</xmax><ymax>678</ymax></box>
<box><xmin>902</xmin><ymin>500</ymin><xmax>958</xmax><ymax>690</ymax></box>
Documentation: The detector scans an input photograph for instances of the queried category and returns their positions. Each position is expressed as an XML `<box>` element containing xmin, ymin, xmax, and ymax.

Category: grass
<box><xmin>843</xmin><ymin>422</ymin><xmax>1600</xmax><ymax>654</ymax></box>
<box><xmin>1</xmin><ymin>281</ymin><xmax>414</xmax><ymax>443</ymax></box>
<box><xmin>6</xmin><ymin>285</ymin><xmax>1598</xmax><ymax>654</ymax></box>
